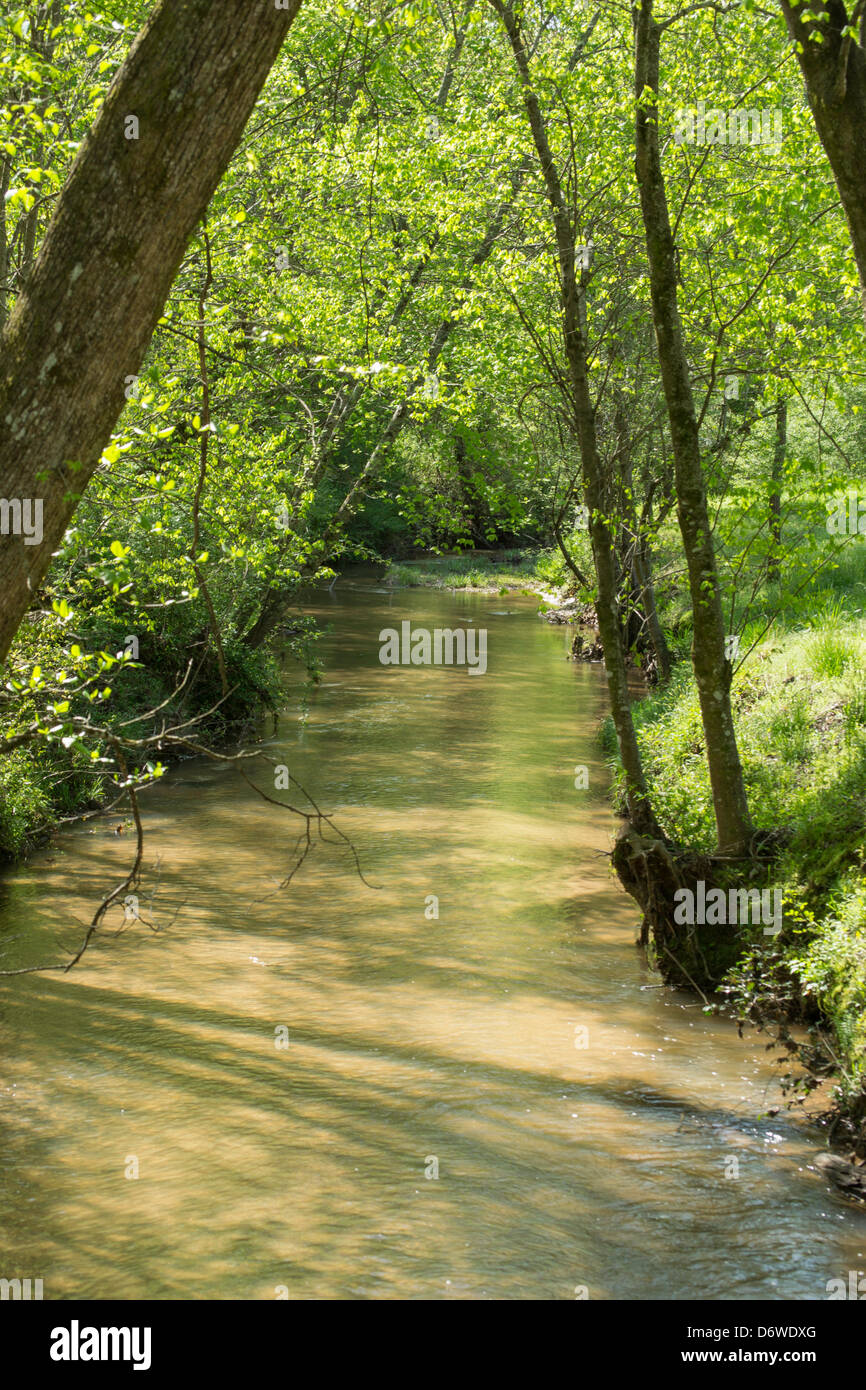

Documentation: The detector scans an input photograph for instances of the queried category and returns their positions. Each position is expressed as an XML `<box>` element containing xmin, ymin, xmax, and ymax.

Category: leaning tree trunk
<box><xmin>779</xmin><ymin>2</ymin><xmax>866</xmax><ymax>327</ymax></box>
<box><xmin>633</xmin><ymin>1</ymin><xmax>753</xmax><ymax>855</ymax></box>
<box><xmin>491</xmin><ymin>0</ymin><xmax>661</xmax><ymax>839</ymax></box>
<box><xmin>0</xmin><ymin>0</ymin><xmax>303</xmax><ymax>665</ymax></box>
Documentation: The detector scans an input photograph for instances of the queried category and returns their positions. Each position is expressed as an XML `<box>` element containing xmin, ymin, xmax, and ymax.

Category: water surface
<box><xmin>1</xmin><ymin>582</ymin><xmax>864</xmax><ymax>1299</ymax></box>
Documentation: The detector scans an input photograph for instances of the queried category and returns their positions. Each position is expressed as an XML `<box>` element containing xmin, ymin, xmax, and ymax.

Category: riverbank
<box><xmin>0</xmin><ymin>609</ymin><xmax>295</xmax><ymax>864</ymax></box>
<box><xmin>606</xmin><ymin>611</ymin><xmax>866</xmax><ymax>1161</ymax></box>
<box><xmin>383</xmin><ymin>548</ymin><xmax>567</xmax><ymax>604</ymax></box>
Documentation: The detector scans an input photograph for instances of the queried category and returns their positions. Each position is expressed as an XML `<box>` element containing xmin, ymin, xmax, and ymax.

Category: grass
<box><xmin>384</xmin><ymin>547</ymin><xmax>571</xmax><ymax>594</ymax></box>
<box><xmin>605</xmin><ymin>576</ymin><xmax>866</xmax><ymax>1122</ymax></box>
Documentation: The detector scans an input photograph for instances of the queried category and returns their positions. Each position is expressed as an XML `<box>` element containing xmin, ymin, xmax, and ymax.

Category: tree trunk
<box><xmin>454</xmin><ymin>431</ymin><xmax>488</xmax><ymax>545</ymax></box>
<box><xmin>0</xmin><ymin>156</ymin><xmax>9</xmax><ymax>331</ymax></box>
<box><xmin>779</xmin><ymin>2</ymin><xmax>866</xmax><ymax>326</ymax></box>
<box><xmin>491</xmin><ymin>0</ymin><xmax>661</xmax><ymax>839</ymax></box>
<box><xmin>633</xmin><ymin>2</ymin><xmax>753</xmax><ymax>853</ymax></box>
<box><xmin>633</xmin><ymin>542</ymin><xmax>672</xmax><ymax>682</ymax></box>
<box><xmin>0</xmin><ymin>0</ymin><xmax>303</xmax><ymax>665</ymax></box>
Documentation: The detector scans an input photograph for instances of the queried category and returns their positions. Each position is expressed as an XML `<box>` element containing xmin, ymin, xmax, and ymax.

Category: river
<box><xmin>1</xmin><ymin>580</ymin><xmax>864</xmax><ymax>1299</ymax></box>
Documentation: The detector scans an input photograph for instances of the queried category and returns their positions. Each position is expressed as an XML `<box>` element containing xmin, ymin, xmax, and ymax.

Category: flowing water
<box><xmin>1</xmin><ymin>581</ymin><xmax>864</xmax><ymax>1300</ymax></box>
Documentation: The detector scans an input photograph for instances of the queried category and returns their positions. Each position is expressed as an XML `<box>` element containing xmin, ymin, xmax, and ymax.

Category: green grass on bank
<box><xmin>384</xmin><ymin>547</ymin><xmax>570</xmax><ymax>593</ymax></box>
<box><xmin>604</xmin><ymin>555</ymin><xmax>866</xmax><ymax>1124</ymax></box>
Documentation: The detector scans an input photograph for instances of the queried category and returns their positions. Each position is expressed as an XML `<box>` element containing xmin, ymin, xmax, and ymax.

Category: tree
<box><xmin>634</xmin><ymin>0</ymin><xmax>754</xmax><ymax>854</ymax></box>
<box><xmin>0</xmin><ymin>0</ymin><xmax>303</xmax><ymax>665</ymax></box>
<box><xmin>779</xmin><ymin>1</ymin><xmax>866</xmax><ymax>325</ymax></box>
<box><xmin>489</xmin><ymin>0</ymin><xmax>661</xmax><ymax>838</ymax></box>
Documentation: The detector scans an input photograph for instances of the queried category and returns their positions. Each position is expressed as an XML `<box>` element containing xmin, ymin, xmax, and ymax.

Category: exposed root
<box><xmin>611</xmin><ymin>822</ymin><xmax>788</xmax><ymax>992</ymax></box>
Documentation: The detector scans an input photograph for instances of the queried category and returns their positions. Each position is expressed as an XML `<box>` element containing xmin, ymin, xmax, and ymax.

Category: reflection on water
<box><xmin>1</xmin><ymin>583</ymin><xmax>864</xmax><ymax>1300</ymax></box>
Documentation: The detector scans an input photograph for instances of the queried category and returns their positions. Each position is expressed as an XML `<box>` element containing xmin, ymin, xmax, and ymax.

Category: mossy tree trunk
<box><xmin>633</xmin><ymin>1</ymin><xmax>753</xmax><ymax>854</ymax></box>
<box><xmin>779</xmin><ymin>2</ymin><xmax>866</xmax><ymax>327</ymax></box>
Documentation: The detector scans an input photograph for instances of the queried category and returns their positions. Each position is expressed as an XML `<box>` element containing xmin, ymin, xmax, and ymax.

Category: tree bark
<box><xmin>633</xmin><ymin>2</ymin><xmax>753</xmax><ymax>853</ymax></box>
<box><xmin>0</xmin><ymin>0</ymin><xmax>303</xmax><ymax>665</ymax></box>
<box><xmin>779</xmin><ymin>2</ymin><xmax>866</xmax><ymax>326</ymax></box>
<box><xmin>633</xmin><ymin>542</ymin><xmax>672</xmax><ymax>682</ymax></box>
<box><xmin>0</xmin><ymin>156</ymin><xmax>9</xmax><ymax>331</ymax></box>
